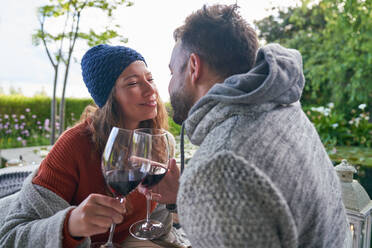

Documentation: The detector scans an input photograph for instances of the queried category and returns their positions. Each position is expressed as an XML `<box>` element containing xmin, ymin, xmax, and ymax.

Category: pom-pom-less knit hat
<box><xmin>81</xmin><ymin>44</ymin><xmax>146</xmax><ymax>108</ymax></box>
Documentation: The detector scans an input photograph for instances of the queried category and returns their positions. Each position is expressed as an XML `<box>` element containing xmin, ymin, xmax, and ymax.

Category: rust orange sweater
<box><xmin>32</xmin><ymin>120</ymin><xmax>155</xmax><ymax>247</ymax></box>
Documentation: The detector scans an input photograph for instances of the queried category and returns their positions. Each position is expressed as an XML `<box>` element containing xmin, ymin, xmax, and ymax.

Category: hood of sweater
<box><xmin>185</xmin><ymin>43</ymin><xmax>305</xmax><ymax>145</ymax></box>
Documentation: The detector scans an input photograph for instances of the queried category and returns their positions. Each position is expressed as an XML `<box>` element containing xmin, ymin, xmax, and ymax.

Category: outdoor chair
<box><xmin>0</xmin><ymin>164</ymin><xmax>38</xmax><ymax>198</ymax></box>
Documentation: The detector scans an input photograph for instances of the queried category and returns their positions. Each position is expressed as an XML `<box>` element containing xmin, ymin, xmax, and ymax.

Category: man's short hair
<box><xmin>174</xmin><ymin>4</ymin><xmax>259</xmax><ymax>78</ymax></box>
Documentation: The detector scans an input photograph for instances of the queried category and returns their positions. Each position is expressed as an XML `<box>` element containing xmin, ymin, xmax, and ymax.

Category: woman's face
<box><xmin>114</xmin><ymin>60</ymin><xmax>157</xmax><ymax>129</ymax></box>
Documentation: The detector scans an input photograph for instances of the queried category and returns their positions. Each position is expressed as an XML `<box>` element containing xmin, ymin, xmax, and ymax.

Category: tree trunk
<box><xmin>59</xmin><ymin>65</ymin><xmax>69</xmax><ymax>135</ymax></box>
<box><xmin>59</xmin><ymin>11</ymin><xmax>81</xmax><ymax>135</ymax></box>
<box><xmin>50</xmin><ymin>66</ymin><xmax>58</xmax><ymax>145</ymax></box>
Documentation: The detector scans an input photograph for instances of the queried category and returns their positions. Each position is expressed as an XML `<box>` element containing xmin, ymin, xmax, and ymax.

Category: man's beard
<box><xmin>170</xmin><ymin>87</ymin><xmax>194</xmax><ymax>125</ymax></box>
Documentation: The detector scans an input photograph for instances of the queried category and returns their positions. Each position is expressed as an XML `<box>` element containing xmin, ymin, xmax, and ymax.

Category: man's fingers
<box><xmin>150</xmin><ymin>192</ymin><xmax>162</xmax><ymax>201</ymax></box>
<box><xmin>168</xmin><ymin>158</ymin><xmax>180</xmax><ymax>176</ymax></box>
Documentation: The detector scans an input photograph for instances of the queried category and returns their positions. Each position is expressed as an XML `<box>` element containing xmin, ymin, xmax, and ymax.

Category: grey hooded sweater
<box><xmin>177</xmin><ymin>44</ymin><xmax>350</xmax><ymax>248</ymax></box>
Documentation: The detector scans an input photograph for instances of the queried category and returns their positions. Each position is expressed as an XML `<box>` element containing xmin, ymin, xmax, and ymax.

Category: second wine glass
<box><xmin>129</xmin><ymin>128</ymin><xmax>176</xmax><ymax>240</ymax></box>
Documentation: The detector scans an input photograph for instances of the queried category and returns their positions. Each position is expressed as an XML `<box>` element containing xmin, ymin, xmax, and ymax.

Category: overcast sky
<box><xmin>0</xmin><ymin>0</ymin><xmax>299</xmax><ymax>101</ymax></box>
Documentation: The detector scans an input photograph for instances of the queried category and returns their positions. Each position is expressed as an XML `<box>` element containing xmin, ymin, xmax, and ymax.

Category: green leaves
<box><xmin>79</xmin><ymin>28</ymin><xmax>126</xmax><ymax>47</ymax></box>
<box><xmin>32</xmin><ymin>0</ymin><xmax>134</xmax><ymax>140</ymax></box>
<box><xmin>255</xmin><ymin>0</ymin><xmax>372</xmax><ymax>116</ymax></box>
<box><xmin>304</xmin><ymin>103</ymin><xmax>372</xmax><ymax>148</ymax></box>
<box><xmin>33</xmin><ymin>0</ymin><xmax>133</xmax><ymax>59</ymax></box>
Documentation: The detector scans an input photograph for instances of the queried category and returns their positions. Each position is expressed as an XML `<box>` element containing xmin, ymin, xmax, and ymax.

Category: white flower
<box><xmin>358</xmin><ymin>104</ymin><xmax>367</xmax><ymax>110</ymax></box>
<box><xmin>311</xmin><ymin>106</ymin><xmax>331</xmax><ymax>116</ymax></box>
<box><xmin>354</xmin><ymin>117</ymin><xmax>361</xmax><ymax>127</ymax></box>
<box><xmin>328</xmin><ymin>102</ymin><xmax>334</xmax><ymax>109</ymax></box>
<box><xmin>332</xmin><ymin>123</ymin><xmax>339</xmax><ymax>128</ymax></box>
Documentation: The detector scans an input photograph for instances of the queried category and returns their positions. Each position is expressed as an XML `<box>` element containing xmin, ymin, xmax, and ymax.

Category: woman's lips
<box><xmin>141</xmin><ymin>100</ymin><xmax>157</xmax><ymax>107</ymax></box>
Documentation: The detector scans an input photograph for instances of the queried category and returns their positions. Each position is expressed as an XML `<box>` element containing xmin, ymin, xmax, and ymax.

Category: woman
<box><xmin>0</xmin><ymin>44</ymin><xmax>170</xmax><ymax>247</ymax></box>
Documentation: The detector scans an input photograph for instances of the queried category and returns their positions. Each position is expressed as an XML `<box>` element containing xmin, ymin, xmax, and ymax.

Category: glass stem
<box><xmin>103</xmin><ymin>197</ymin><xmax>123</xmax><ymax>247</ymax></box>
<box><xmin>105</xmin><ymin>223</ymin><xmax>116</xmax><ymax>246</ymax></box>
<box><xmin>146</xmin><ymin>193</ymin><xmax>151</xmax><ymax>222</ymax></box>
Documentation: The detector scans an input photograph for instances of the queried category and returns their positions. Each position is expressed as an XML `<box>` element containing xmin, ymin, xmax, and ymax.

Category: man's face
<box><xmin>168</xmin><ymin>42</ymin><xmax>195</xmax><ymax>125</ymax></box>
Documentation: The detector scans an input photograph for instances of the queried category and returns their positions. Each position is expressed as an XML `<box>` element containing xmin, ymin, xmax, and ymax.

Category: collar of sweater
<box><xmin>185</xmin><ymin>100</ymin><xmax>282</xmax><ymax>146</ymax></box>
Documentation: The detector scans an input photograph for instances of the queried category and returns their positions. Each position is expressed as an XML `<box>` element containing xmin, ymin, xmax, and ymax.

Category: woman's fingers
<box><xmin>84</xmin><ymin>203</ymin><xmax>124</xmax><ymax>224</ymax></box>
<box><xmin>90</xmin><ymin>194</ymin><xmax>126</xmax><ymax>215</ymax></box>
<box><xmin>68</xmin><ymin>194</ymin><xmax>126</xmax><ymax>238</ymax></box>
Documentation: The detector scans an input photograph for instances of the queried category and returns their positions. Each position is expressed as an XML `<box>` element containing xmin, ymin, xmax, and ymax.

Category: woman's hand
<box><xmin>68</xmin><ymin>194</ymin><xmax>126</xmax><ymax>238</ymax></box>
<box><xmin>139</xmin><ymin>158</ymin><xmax>180</xmax><ymax>204</ymax></box>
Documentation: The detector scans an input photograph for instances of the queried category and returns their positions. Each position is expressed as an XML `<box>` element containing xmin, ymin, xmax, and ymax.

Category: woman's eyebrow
<box><xmin>122</xmin><ymin>74</ymin><xmax>138</xmax><ymax>81</ymax></box>
<box><xmin>122</xmin><ymin>72</ymin><xmax>152</xmax><ymax>81</ymax></box>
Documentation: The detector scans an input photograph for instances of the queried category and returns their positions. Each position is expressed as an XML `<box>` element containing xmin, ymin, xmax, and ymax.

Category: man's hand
<box><xmin>139</xmin><ymin>158</ymin><xmax>180</xmax><ymax>204</ymax></box>
<box><xmin>68</xmin><ymin>194</ymin><xmax>126</xmax><ymax>238</ymax></box>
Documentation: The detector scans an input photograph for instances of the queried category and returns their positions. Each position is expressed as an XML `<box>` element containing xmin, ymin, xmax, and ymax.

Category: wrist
<box><xmin>166</xmin><ymin>203</ymin><xmax>177</xmax><ymax>213</ymax></box>
<box><xmin>65</xmin><ymin>208</ymin><xmax>84</xmax><ymax>242</ymax></box>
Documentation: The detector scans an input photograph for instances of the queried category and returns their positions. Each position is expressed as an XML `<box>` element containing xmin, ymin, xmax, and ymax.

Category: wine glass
<box><xmin>93</xmin><ymin>127</ymin><xmax>149</xmax><ymax>248</ymax></box>
<box><xmin>129</xmin><ymin>128</ymin><xmax>176</xmax><ymax>240</ymax></box>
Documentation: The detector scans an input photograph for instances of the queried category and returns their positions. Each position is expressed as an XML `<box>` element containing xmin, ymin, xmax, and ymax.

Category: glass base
<box><xmin>129</xmin><ymin>219</ymin><xmax>165</xmax><ymax>240</ymax></box>
<box><xmin>90</xmin><ymin>242</ymin><xmax>122</xmax><ymax>248</ymax></box>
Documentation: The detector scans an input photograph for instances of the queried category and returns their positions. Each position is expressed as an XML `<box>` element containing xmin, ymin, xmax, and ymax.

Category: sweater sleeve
<box><xmin>0</xmin><ymin>174</ymin><xmax>90</xmax><ymax>248</ymax></box>
<box><xmin>32</xmin><ymin>128</ymin><xmax>81</xmax><ymax>202</ymax></box>
<box><xmin>177</xmin><ymin>150</ymin><xmax>298</xmax><ymax>248</ymax></box>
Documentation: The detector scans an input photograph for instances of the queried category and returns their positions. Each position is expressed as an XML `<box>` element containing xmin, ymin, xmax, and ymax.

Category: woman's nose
<box><xmin>142</xmin><ymin>79</ymin><xmax>156</xmax><ymax>96</ymax></box>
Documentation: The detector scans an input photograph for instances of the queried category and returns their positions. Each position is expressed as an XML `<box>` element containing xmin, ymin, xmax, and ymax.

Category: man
<box><xmin>150</xmin><ymin>4</ymin><xmax>350</xmax><ymax>248</ymax></box>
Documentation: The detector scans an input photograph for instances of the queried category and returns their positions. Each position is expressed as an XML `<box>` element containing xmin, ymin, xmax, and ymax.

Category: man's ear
<box><xmin>188</xmin><ymin>53</ymin><xmax>201</xmax><ymax>86</ymax></box>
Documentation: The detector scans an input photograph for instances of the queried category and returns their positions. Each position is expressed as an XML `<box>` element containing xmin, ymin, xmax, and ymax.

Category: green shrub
<box><xmin>305</xmin><ymin>103</ymin><xmax>372</xmax><ymax>148</ymax></box>
<box><xmin>168</xmin><ymin>117</ymin><xmax>181</xmax><ymax>137</ymax></box>
<box><xmin>0</xmin><ymin>95</ymin><xmax>93</xmax><ymax>127</ymax></box>
<box><xmin>164</xmin><ymin>102</ymin><xmax>181</xmax><ymax>137</ymax></box>
<box><xmin>0</xmin><ymin>109</ymin><xmax>50</xmax><ymax>148</ymax></box>
<box><xmin>0</xmin><ymin>95</ymin><xmax>181</xmax><ymax>148</ymax></box>
<box><xmin>0</xmin><ymin>95</ymin><xmax>93</xmax><ymax>148</ymax></box>
<box><xmin>0</xmin><ymin>95</ymin><xmax>51</xmax><ymax>122</ymax></box>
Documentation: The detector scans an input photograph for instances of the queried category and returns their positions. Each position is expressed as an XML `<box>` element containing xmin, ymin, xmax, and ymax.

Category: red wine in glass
<box><xmin>106</xmin><ymin>169</ymin><xmax>146</xmax><ymax>197</ymax></box>
<box><xmin>141</xmin><ymin>166</ymin><xmax>167</xmax><ymax>188</ymax></box>
<box><xmin>129</xmin><ymin>128</ymin><xmax>176</xmax><ymax>240</ymax></box>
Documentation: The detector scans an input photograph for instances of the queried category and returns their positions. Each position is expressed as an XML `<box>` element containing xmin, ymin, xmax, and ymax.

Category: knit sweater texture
<box><xmin>0</xmin><ymin>171</ymin><xmax>89</xmax><ymax>247</ymax></box>
<box><xmin>0</xmin><ymin>120</ymin><xmax>155</xmax><ymax>247</ymax></box>
<box><xmin>177</xmin><ymin>44</ymin><xmax>350</xmax><ymax>248</ymax></box>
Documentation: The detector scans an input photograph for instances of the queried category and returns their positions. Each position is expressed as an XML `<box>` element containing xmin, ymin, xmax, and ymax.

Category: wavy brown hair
<box><xmin>80</xmin><ymin>87</ymin><xmax>169</xmax><ymax>155</ymax></box>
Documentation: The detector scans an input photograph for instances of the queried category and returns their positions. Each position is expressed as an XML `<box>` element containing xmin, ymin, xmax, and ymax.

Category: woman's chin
<box><xmin>143</xmin><ymin>110</ymin><xmax>157</xmax><ymax>121</ymax></box>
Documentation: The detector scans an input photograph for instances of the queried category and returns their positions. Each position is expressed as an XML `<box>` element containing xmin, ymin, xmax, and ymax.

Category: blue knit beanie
<box><xmin>81</xmin><ymin>44</ymin><xmax>146</xmax><ymax>108</ymax></box>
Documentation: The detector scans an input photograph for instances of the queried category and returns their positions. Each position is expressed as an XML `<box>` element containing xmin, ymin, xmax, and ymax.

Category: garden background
<box><xmin>1</xmin><ymin>0</ymin><xmax>371</xmax><ymax>192</ymax></box>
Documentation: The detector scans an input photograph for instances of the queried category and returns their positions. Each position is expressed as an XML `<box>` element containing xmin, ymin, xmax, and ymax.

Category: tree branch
<box><xmin>39</xmin><ymin>14</ymin><xmax>57</xmax><ymax>68</ymax></box>
<box><xmin>57</xmin><ymin>2</ymin><xmax>73</xmax><ymax>65</ymax></box>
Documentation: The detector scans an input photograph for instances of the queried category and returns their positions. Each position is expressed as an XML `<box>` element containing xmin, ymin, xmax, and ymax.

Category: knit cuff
<box><xmin>63</xmin><ymin>208</ymin><xmax>86</xmax><ymax>247</ymax></box>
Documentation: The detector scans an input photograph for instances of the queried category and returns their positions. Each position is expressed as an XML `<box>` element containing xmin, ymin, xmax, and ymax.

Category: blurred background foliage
<box><xmin>254</xmin><ymin>0</ymin><xmax>372</xmax><ymax>117</ymax></box>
